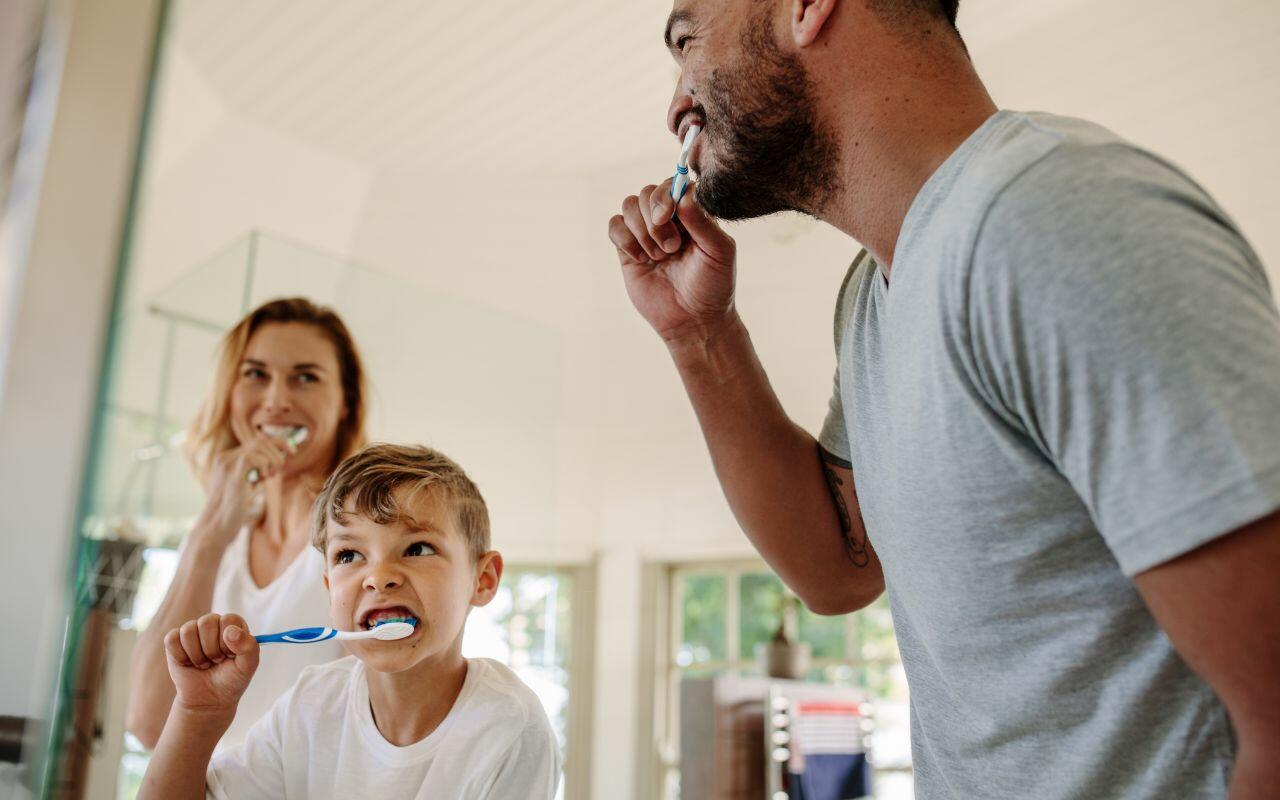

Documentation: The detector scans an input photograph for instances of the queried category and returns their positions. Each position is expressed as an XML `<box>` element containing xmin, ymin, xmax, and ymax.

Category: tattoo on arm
<box><xmin>819</xmin><ymin>445</ymin><xmax>870</xmax><ymax>568</ymax></box>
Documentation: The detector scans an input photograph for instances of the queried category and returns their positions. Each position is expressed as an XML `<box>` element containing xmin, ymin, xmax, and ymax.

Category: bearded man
<box><xmin>606</xmin><ymin>1</ymin><xmax>1280</xmax><ymax>798</ymax></box>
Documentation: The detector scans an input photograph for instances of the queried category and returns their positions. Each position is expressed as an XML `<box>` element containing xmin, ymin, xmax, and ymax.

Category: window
<box><xmin>463</xmin><ymin>565</ymin><xmax>578</xmax><ymax>800</ymax></box>
<box><xmin>656</xmin><ymin>561</ymin><xmax>912</xmax><ymax>800</ymax></box>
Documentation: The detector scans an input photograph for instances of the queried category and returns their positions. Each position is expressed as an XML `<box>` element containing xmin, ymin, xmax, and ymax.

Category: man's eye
<box><xmin>405</xmin><ymin>541</ymin><xmax>437</xmax><ymax>557</ymax></box>
<box><xmin>677</xmin><ymin>35</ymin><xmax>691</xmax><ymax>53</ymax></box>
<box><xmin>334</xmin><ymin>549</ymin><xmax>358</xmax><ymax>565</ymax></box>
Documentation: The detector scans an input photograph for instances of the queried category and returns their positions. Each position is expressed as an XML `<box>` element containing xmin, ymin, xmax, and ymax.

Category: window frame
<box><xmin>649</xmin><ymin>558</ymin><xmax>906</xmax><ymax>799</ymax></box>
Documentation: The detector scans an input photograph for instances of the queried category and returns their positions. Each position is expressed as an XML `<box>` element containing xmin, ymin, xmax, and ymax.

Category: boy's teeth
<box><xmin>366</xmin><ymin>610</ymin><xmax>418</xmax><ymax>629</ymax></box>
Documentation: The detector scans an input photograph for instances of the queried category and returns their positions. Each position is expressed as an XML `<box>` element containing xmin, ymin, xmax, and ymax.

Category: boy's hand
<box><xmin>163</xmin><ymin>613</ymin><xmax>259</xmax><ymax>717</ymax></box>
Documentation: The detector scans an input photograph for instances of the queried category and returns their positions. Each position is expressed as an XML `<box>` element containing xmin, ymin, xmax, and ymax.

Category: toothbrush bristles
<box><xmin>370</xmin><ymin>620</ymin><xmax>416</xmax><ymax>641</ymax></box>
<box><xmin>679</xmin><ymin>125</ymin><xmax>701</xmax><ymax>166</ymax></box>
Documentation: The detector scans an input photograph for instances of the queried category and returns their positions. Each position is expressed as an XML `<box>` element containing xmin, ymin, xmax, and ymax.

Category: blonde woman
<box><xmin>126</xmin><ymin>298</ymin><xmax>368</xmax><ymax>751</ymax></box>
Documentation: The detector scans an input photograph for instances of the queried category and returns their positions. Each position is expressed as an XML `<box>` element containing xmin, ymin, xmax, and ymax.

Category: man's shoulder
<box><xmin>975</xmin><ymin>111</ymin><xmax>1207</xmax><ymax>235</ymax></box>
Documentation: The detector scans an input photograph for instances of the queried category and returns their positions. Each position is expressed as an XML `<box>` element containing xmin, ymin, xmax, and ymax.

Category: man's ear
<box><xmin>471</xmin><ymin>551</ymin><xmax>504</xmax><ymax>608</ymax></box>
<box><xmin>790</xmin><ymin>0</ymin><xmax>839</xmax><ymax>48</ymax></box>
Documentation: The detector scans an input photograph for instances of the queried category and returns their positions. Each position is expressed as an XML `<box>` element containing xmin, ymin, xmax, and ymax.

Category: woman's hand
<box><xmin>608</xmin><ymin>178</ymin><xmax>740</xmax><ymax>345</ymax></box>
<box><xmin>189</xmin><ymin>434</ymin><xmax>289</xmax><ymax>550</ymax></box>
<box><xmin>163</xmin><ymin>613</ymin><xmax>260</xmax><ymax>719</ymax></box>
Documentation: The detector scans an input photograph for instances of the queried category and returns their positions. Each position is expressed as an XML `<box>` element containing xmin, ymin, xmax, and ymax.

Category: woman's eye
<box><xmin>295</xmin><ymin>372</ymin><xmax>319</xmax><ymax>384</ymax></box>
<box><xmin>334</xmin><ymin>549</ymin><xmax>358</xmax><ymax>565</ymax></box>
<box><xmin>405</xmin><ymin>541</ymin><xmax>437</xmax><ymax>557</ymax></box>
<box><xmin>242</xmin><ymin>368</ymin><xmax>267</xmax><ymax>380</ymax></box>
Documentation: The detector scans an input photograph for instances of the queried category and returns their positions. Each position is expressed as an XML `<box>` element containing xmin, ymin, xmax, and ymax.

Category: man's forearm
<box><xmin>126</xmin><ymin>540</ymin><xmax>224</xmax><ymax>747</ymax></box>
<box><xmin>138</xmin><ymin>705</ymin><xmax>230</xmax><ymax>800</ymax></box>
<box><xmin>666</xmin><ymin>313</ymin><xmax>881</xmax><ymax>611</ymax></box>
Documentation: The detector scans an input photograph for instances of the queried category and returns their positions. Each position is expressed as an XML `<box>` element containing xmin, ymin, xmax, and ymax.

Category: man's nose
<box><xmin>668</xmin><ymin>82</ymin><xmax>695</xmax><ymax>137</ymax></box>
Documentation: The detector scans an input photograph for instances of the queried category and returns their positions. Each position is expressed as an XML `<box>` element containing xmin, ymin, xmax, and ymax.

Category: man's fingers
<box><xmin>676</xmin><ymin>182</ymin><xmax>733</xmax><ymax>261</ymax></box>
<box><xmin>639</xmin><ymin>184</ymin><xmax>681</xmax><ymax>254</ymax></box>
<box><xmin>650</xmin><ymin>178</ymin><xmax>677</xmax><ymax>226</ymax></box>
<box><xmin>621</xmin><ymin>195</ymin><xmax>667</xmax><ymax>262</ymax></box>
<box><xmin>608</xmin><ymin>214</ymin><xmax>649</xmax><ymax>266</ymax></box>
<box><xmin>178</xmin><ymin>620</ymin><xmax>211</xmax><ymax>669</ymax></box>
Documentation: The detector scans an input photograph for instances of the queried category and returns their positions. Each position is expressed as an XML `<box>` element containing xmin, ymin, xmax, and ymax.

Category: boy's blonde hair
<box><xmin>312</xmin><ymin>443</ymin><xmax>491</xmax><ymax>562</ymax></box>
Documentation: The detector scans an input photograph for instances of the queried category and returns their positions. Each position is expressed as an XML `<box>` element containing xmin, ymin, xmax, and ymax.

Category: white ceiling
<box><xmin>172</xmin><ymin>0</ymin><xmax>681</xmax><ymax>174</ymax></box>
<box><xmin>167</xmin><ymin>0</ymin><xmax>1280</xmax><ymax>212</ymax></box>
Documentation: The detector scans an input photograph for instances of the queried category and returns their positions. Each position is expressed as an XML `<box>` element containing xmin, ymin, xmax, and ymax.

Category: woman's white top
<box><xmin>206</xmin><ymin>657</ymin><xmax>561</xmax><ymax>800</ymax></box>
<box><xmin>208</xmin><ymin>526</ymin><xmax>342</xmax><ymax>751</ymax></box>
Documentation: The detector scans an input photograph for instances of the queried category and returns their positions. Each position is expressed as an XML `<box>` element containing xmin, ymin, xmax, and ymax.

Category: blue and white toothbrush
<box><xmin>670</xmin><ymin>124</ymin><xmax>701</xmax><ymax>203</ymax></box>
<box><xmin>255</xmin><ymin>618</ymin><xmax>416</xmax><ymax>645</ymax></box>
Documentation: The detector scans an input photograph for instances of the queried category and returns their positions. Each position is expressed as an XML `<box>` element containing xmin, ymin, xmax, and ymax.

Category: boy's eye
<box><xmin>405</xmin><ymin>541</ymin><xmax>437</xmax><ymax>557</ymax></box>
<box><xmin>333</xmin><ymin>549</ymin><xmax>359</xmax><ymax>565</ymax></box>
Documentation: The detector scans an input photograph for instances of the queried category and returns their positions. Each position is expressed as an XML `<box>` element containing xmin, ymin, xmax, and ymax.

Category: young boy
<box><xmin>139</xmin><ymin>444</ymin><xmax>561</xmax><ymax>799</ymax></box>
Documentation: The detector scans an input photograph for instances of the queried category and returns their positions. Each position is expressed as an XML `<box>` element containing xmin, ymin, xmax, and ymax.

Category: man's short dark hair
<box><xmin>868</xmin><ymin>0</ymin><xmax>960</xmax><ymax>31</ymax></box>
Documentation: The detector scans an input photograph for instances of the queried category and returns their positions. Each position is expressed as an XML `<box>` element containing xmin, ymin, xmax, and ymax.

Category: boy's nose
<box><xmin>362</xmin><ymin>570</ymin><xmax>402</xmax><ymax>592</ymax></box>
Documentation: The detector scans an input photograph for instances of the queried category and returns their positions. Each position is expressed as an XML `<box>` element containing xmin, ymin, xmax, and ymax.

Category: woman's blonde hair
<box><xmin>187</xmin><ymin>297</ymin><xmax>368</xmax><ymax>483</ymax></box>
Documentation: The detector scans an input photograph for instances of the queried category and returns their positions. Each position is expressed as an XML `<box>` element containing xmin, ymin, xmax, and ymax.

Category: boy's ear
<box><xmin>470</xmin><ymin>551</ymin><xmax>504</xmax><ymax>608</ymax></box>
<box><xmin>789</xmin><ymin>0</ymin><xmax>839</xmax><ymax>48</ymax></box>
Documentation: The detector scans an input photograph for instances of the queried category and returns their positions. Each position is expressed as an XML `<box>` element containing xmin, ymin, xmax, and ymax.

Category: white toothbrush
<box><xmin>247</xmin><ymin>425</ymin><xmax>310</xmax><ymax>483</ymax></box>
<box><xmin>254</xmin><ymin>620</ymin><xmax>416</xmax><ymax>645</ymax></box>
<box><xmin>671</xmin><ymin>124</ymin><xmax>701</xmax><ymax>202</ymax></box>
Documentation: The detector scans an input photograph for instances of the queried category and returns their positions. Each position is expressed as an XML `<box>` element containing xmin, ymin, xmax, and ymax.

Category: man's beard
<box><xmin>694</xmin><ymin>11</ymin><xmax>841</xmax><ymax>221</ymax></box>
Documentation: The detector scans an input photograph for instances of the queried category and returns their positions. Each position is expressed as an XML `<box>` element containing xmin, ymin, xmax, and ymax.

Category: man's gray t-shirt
<box><xmin>819</xmin><ymin>110</ymin><xmax>1280</xmax><ymax>799</ymax></box>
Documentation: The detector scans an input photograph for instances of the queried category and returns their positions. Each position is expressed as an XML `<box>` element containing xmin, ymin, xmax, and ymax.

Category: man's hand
<box><xmin>163</xmin><ymin>612</ymin><xmax>259</xmax><ymax>719</ymax></box>
<box><xmin>608</xmin><ymin>178</ymin><xmax>738</xmax><ymax>343</ymax></box>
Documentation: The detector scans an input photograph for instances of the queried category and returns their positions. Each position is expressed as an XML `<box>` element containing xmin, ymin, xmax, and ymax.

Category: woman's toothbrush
<box><xmin>670</xmin><ymin>124</ymin><xmax>701</xmax><ymax>202</ymax></box>
<box><xmin>254</xmin><ymin>618</ymin><xmax>416</xmax><ymax>645</ymax></box>
<box><xmin>246</xmin><ymin>425</ymin><xmax>310</xmax><ymax>483</ymax></box>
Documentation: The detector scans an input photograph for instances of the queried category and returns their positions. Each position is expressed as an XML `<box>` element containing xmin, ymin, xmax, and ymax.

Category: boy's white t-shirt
<box><xmin>206</xmin><ymin>656</ymin><xmax>561</xmax><ymax>800</ymax></box>
<box><xmin>207</xmin><ymin>526</ymin><xmax>343</xmax><ymax>751</ymax></box>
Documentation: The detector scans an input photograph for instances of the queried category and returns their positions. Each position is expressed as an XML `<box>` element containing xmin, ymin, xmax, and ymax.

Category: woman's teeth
<box><xmin>261</xmin><ymin>424</ymin><xmax>308</xmax><ymax>446</ymax></box>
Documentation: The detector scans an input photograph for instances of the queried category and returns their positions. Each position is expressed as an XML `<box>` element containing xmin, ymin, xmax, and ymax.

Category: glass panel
<box><xmin>59</xmin><ymin>222</ymin><xmax>567</xmax><ymax>799</ymax></box>
<box><xmin>464</xmin><ymin>568</ymin><xmax>573</xmax><ymax>761</ymax></box>
<box><xmin>677</xmin><ymin>574</ymin><xmax>726</xmax><ymax>666</ymax></box>
<box><xmin>738</xmin><ymin>571</ymin><xmax>783</xmax><ymax>660</ymax></box>
<box><xmin>798</xmin><ymin>605</ymin><xmax>847</xmax><ymax>659</ymax></box>
<box><xmin>854</xmin><ymin>594</ymin><xmax>900</xmax><ymax>661</ymax></box>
